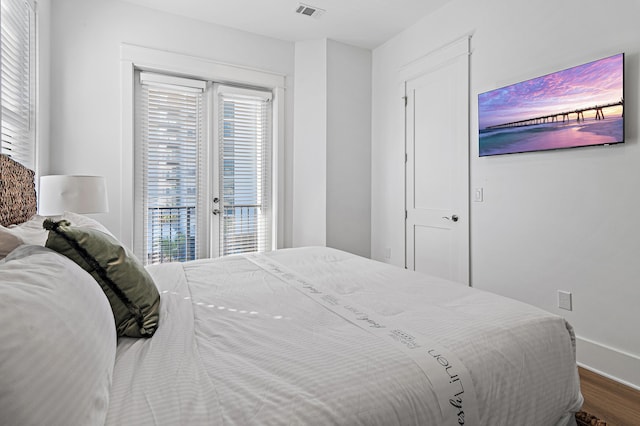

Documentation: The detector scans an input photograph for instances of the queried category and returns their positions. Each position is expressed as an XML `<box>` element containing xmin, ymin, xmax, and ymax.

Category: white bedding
<box><xmin>106</xmin><ymin>247</ymin><xmax>582</xmax><ymax>425</ymax></box>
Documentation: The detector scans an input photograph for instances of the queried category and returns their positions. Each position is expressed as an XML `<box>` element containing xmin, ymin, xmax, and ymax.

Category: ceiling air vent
<box><xmin>295</xmin><ymin>3</ymin><xmax>325</xmax><ymax>18</ymax></box>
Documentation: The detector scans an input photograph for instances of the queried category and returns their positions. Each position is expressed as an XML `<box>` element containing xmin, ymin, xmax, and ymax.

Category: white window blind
<box><xmin>217</xmin><ymin>86</ymin><xmax>273</xmax><ymax>256</ymax></box>
<box><xmin>137</xmin><ymin>72</ymin><xmax>207</xmax><ymax>265</ymax></box>
<box><xmin>0</xmin><ymin>0</ymin><xmax>35</xmax><ymax>169</ymax></box>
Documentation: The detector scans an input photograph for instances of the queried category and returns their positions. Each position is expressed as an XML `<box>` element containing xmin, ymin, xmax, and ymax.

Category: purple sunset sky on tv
<box><xmin>479</xmin><ymin>53</ymin><xmax>623</xmax><ymax>130</ymax></box>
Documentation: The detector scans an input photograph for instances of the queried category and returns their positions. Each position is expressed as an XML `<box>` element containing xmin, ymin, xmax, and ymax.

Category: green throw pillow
<box><xmin>43</xmin><ymin>219</ymin><xmax>160</xmax><ymax>338</ymax></box>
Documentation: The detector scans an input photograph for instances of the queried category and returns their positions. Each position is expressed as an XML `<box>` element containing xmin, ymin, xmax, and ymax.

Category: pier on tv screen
<box><xmin>478</xmin><ymin>53</ymin><xmax>624</xmax><ymax>156</ymax></box>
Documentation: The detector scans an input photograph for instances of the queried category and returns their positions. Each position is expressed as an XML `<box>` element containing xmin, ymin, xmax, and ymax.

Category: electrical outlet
<box><xmin>558</xmin><ymin>290</ymin><xmax>572</xmax><ymax>311</ymax></box>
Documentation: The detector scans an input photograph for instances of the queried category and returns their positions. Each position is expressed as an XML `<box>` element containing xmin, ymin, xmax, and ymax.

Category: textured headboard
<box><xmin>0</xmin><ymin>154</ymin><xmax>37</xmax><ymax>226</ymax></box>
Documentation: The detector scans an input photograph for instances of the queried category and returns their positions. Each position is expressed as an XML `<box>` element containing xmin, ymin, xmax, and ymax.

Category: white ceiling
<box><xmin>118</xmin><ymin>0</ymin><xmax>451</xmax><ymax>49</ymax></box>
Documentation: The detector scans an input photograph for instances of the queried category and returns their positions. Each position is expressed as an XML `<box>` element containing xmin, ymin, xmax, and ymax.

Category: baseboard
<box><xmin>576</xmin><ymin>336</ymin><xmax>640</xmax><ymax>391</ymax></box>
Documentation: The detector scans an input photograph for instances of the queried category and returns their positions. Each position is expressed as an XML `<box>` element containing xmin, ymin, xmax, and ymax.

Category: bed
<box><xmin>0</xmin><ymin>154</ymin><xmax>583</xmax><ymax>425</ymax></box>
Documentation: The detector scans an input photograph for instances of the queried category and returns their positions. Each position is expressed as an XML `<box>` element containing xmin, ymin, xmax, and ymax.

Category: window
<box><xmin>135</xmin><ymin>72</ymin><xmax>207</xmax><ymax>265</ymax></box>
<box><xmin>216</xmin><ymin>85</ymin><xmax>273</xmax><ymax>256</ymax></box>
<box><xmin>135</xmin><ymin>72</ymin><xmax>275</xmax><ymax>265</ymax></box>
<box><xmin>0</xmin><ymin>0</ymin><xmax>36</xmax><ymax>169</ymax></box>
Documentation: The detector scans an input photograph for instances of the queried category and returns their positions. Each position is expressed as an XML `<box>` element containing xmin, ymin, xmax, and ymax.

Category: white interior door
<box><xmin>405</xmin><ymin>38</ymin><xmax>470</xmax><ymax>285</ymax></box>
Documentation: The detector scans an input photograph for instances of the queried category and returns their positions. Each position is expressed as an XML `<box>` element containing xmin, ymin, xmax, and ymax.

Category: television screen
<box><xmin>478</xmin><ymin>53</ymin><xmax>624</xmax><ymax>156</ymax></box>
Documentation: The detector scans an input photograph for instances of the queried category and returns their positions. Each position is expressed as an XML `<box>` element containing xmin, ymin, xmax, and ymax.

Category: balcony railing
<box><xmin>146</xmin><ymin>204</ymin><xmax>266</xmax><ymax>263</ymax></box>
<box><xmin>147</xmin><ymin>206</ymin><xmax>196</xmax><ymax>264</ymax></box>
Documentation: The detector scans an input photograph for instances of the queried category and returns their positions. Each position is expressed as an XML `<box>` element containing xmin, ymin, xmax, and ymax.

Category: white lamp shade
<box><xmin>39</xmin><ymin>175</ymin><xmax>109</xmax><ymax>216</ymax></box>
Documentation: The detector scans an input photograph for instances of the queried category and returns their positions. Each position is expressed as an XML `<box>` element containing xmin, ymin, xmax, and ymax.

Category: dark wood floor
<box><xmin>579</xmin><ymin>367</ymin><xmax>640</xmax><ymax>426</ymax></box>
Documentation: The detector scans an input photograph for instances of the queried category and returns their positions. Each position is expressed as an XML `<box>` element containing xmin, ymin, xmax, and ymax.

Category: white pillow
<box><xmin>0</xmin><ymin>216</ymin><xmax>48</xmax><ymax>258</ymax></box>
<box><xmin>0</xmin><ymin>212</ymin><xmax>113</xmax><ymax>259</ymax></box>
<box><xmin>0</xmin><ymin>228</ymin><xmax>24</xmax><ymax>259</ymax></box>
<box><xmin>0</xmin><ymin>245</ymin><xmax>117</xmax><ymax>426</ymax></box>
<box><xmin>60</xmin><ymin>211</ymin><xmax>114</xmax><ymax>237</ymax></box>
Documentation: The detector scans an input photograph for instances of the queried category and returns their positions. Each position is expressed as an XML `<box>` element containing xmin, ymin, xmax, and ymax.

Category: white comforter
<box><xmin>106</xmin><ymin>247</ymin><xmax>582</xmax><ymax>426</ymax></box>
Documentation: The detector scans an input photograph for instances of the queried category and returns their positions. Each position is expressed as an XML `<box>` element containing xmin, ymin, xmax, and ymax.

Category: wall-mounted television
<box><xmin>478</xmin><ymin>53</ymin><xmax>624</xmax><ymax>156</ymax></box>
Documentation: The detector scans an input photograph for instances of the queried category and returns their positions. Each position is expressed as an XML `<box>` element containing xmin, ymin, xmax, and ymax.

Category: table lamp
<box><xmin>38</xmin><ymin>175</ymin><xmax>109</xmax><ymax>216</ymax></box>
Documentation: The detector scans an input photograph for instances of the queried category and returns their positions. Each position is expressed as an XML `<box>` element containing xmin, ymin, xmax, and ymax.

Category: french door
<box><xmin>135</xmin><ymin>72</ymin><xmax>273</xmax><ymax>265</ymax></box>
<box><xmin>211</xmin><ymin>84</ymin><xmax>273</xmax><ymax>258</ymax></box>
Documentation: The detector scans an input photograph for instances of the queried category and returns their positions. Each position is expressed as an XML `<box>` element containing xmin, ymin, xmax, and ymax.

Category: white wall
<box><xmin>49</xmin><ymin>0</ymin><xmax>294</xmax><ymax>244</ymax></box>
<box><xmin>326</xmin><ymin>40</ymin><xmax>371</xmax><ymax>258</ymax></box>
<box><xmin>372</xmin><ymin>0</ymin><xmax>640</xmax><ymax>388</ymax></box>
<box><xmin>292</xmin><ymin>39</ymin><xmax>372</xmax><ymax>257</ymax></box>
<box><xmin>36</xmin><ymin>0</ymin><xmax>51</xmax><ymax>176</ymax></box>
<box><xmin>292</xmin><ymin>39</ymin><xmax>328</xmax><ymax>248</ymax></box>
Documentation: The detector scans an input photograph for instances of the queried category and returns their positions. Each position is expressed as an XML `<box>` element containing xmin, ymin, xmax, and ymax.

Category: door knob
<box><xmin>212</xmin><ymin>209</ymin><xmax>220</xmax><ymax>215</ymax></box>
<box><xmin>442</xmin><ymin>215</ymin><xmax>459</xmax><ymax>222</ymax></box>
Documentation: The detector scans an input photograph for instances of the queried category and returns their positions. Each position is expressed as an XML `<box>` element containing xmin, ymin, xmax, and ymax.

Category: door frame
<box><xmin>121</xmin><ymin>44</ymin><xmax>285</xmax><ymax>255</ymax></box>
<box><xmin>399</xmin><ymin>36</ymin><xmax>471</xmax><ymax>284</ymax></box>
